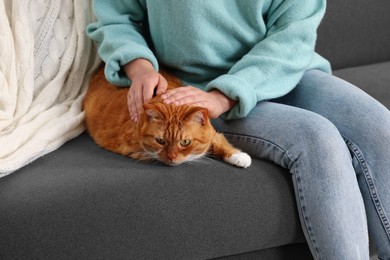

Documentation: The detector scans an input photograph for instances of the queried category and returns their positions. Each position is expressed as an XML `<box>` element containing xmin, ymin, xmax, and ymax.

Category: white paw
<box><xmin>224</xmin><ymin>152</ymin><xmax>252</xmax><ymax>168</ymax></box>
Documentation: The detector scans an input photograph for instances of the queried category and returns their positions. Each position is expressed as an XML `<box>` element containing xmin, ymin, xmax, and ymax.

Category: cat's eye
<box><xmin>180</xmin><ymin>139</ymin><xmax>191</xmax><ymax>146</ymax></box>
<box><xmin>155</xmin><ymin>137</ymin><xmax>166</xmax><ymax>145</ymax></box>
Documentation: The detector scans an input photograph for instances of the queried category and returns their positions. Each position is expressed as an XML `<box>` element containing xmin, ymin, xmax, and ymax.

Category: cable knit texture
<box><xmin>0</xmin><ymin>0</ymin><xmax>101</xmax><ymax>176</ymax></box>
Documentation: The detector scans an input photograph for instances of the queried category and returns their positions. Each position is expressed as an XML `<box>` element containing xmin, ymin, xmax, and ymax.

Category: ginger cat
<box><xmin>83</xmin><ymin>66</ymin><xmax>251</xmax><ymax>168</ymax></box>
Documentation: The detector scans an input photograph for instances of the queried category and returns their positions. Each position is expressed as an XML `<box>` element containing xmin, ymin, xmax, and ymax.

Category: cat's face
<box><xmin>138</xmin><ymin>103</ymin><xmax>213</xmax><ymax>165</ymax></box>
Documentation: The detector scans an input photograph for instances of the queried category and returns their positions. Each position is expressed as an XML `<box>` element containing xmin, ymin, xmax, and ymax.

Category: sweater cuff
<box><xmin>206</xmin><ymin>74</ymin><xmax>257</xmax><ymax>120</ymax></box>
<box><xmin>104</xmin><ymin>45</ymin><xmax>159</xmax><ymax>86</ymax></box>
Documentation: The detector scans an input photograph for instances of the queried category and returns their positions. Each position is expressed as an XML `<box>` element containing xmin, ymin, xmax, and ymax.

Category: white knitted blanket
<box><xmin>0</xmin><ymin>0</ymin><xmax>101</xmax><ymax>177</ymax></box>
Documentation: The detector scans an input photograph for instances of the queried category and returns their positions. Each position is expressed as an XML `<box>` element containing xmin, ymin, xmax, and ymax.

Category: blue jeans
<box><xmin>212</xmin><ymin>70</ymin><xmax>390</xmax><ymax>259</ymax></box>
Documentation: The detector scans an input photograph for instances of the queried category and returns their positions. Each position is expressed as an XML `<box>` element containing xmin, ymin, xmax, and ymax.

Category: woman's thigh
<box><xmin>276</xmin><ymin>69</ymin><xmax>390</xmax><ymax>257</ymax></box>
<box><xmin>212</xmin><ymin>100</ymin><xmax>369</xmax><ymax>259</ymax></box>
<box><xmin>276</xmin><ymin>69</ymin><xmax>390</xmax><ymax>150</ymax></box>
<box><xmin>213</xmin><ymin>100</ymin><xmax>347</xmax><ymax>167</ymax></box>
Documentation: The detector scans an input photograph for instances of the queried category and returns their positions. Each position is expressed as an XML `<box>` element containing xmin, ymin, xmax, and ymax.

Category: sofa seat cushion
<box><xmin>334</xmin><ymin>61</ymin><xmax>390</xmax><ymax>109</ymax></box>
<box><xmin>0</xmin><ymin>131</ymin><xmax>306</xmax><ymax>259</ymax></box>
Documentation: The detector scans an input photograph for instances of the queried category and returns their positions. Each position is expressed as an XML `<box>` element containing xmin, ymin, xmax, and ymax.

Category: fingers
<box><xmin>161</xmin><ymin>86</ymin><xmax>199</xmax><ymax>106</ymax></box>
<box><xmin>160</xmin><ymin>87</ymin><xmax>231</xmax><ymax>119</ymax></box>
<box><xmin>128</xmin><ymin>73</ymin><xmax>168</xmax><ymax>122</ymax></box>
<box><xmin>155</xmin><ymin>76</ymin><xmax>168</xmax><ymax>96</ymax></box>
<box><xmin>142</xmin><ymin>77</ymin><xmax>158</xmax><ymax>103</ymax></box>
<box><xmin>128</xmin><ymin>86</ymin><xmax>142</xmax><ymax>122</ymax></box>
<box><xmin>161</xmin><ymin>87</ymin><xmax>218</xmax><ymax>117</ymax></box>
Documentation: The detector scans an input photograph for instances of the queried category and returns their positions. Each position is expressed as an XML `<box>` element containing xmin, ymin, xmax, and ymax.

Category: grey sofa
<box><xmin>1</xmin><ymin>1</ymin><xmax>389</xmax><ymax>259</ymax></box>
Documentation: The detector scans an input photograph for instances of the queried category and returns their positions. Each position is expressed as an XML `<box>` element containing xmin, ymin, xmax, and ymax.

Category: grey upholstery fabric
<box><xmin>0</xmin><ymin>133</ymin><xmax>305</xmax><ymax>259</ymax></box>
<box><xmin>316</xmin><ymin>0</ymin><xmax>390</xmax><ymax>70</ymax></box>
<box><xmin>334</xmin><ymin>62</ymin><xmax>390</xmax><ymax>108</ymax></box>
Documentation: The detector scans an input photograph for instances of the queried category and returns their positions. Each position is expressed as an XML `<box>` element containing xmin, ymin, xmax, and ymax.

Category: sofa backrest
<box><xmin>316</xmin><ymin>0</ymin><xmax>390</xmax><ymax>70</ymax></box>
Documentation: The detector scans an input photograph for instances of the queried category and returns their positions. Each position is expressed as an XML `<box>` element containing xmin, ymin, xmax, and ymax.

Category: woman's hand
<box><xmin>161</xmin><ymin>86</ymin><xmax>236</xmax><ymax>118</ymax></box>
<box><xmin>124</xmin><ymin>59</ymin><xmax>167</xmax><ymax>121</ymax></box>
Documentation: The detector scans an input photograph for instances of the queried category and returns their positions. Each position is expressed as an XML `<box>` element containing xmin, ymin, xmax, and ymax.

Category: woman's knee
<box><xmin>212</xmin><ymin>103</ymin><xmax>351</xmax><ymax>169</ymax></box>
<box><xmin>286</xmin><ymin>112</ymin><xmax>350</xmax><ymax>165</ymax></box>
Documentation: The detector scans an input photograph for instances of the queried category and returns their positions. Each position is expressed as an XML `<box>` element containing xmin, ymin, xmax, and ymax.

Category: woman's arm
<box><xmin>86</xmin><ymin>0</ymin><xmax>159</xmax><ymax>86</ymax></box>
<box><xmin>205</xmin><ymin>0</ymin><xmax>330</xmax><ymax>120</ymax></box>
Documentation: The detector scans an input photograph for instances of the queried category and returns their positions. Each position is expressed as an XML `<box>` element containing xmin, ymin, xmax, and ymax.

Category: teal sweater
<box><xmin>87</xmin><ymin>0</ymin><xmax>331</xmax><ymax>119</ymax></box>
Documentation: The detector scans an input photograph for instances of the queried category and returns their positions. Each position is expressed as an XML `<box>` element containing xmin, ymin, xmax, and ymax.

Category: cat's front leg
<box><xmin>224</xmin><ymin>152</ymin><xmax>252</xmax><ymax>168</ymax></box>
<box><xmin>211</xmin><ymin>133</ymin><xmax>252</xmax><ymax>168</ymax></box>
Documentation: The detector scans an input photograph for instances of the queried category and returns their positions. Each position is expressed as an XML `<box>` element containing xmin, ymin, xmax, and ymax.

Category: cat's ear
<box><xmin>143</xmin><ymin>104</ymin><xmax>163</xmax><ymax>122</ymax></box>
<box><xmin>185</xmin><ymin>107</ymin><xmax>209</xmax><ymax>125</ymax></box>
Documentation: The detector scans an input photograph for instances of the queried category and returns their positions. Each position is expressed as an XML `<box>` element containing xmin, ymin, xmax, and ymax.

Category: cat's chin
<box><xmin>161</xmin><ymin>154</ymin><xmax>204</xmax><ymax>166</ymax></box>
<box><xmin>165</xmin><ymin>162</ymin><xmax>183</xmax><ymax>166</ymax></box>
<box><xmin>159</xmin><ymin>160</ymin><xmax>186</xmax><ymax>166</ymax></box>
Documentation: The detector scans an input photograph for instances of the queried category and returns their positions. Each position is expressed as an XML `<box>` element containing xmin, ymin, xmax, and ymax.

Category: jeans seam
<box><xmin>344</xmin><ymin>138</ymin><xmax>390</xmax><ymax>241</ymax></box>
<box><xmin>292</xmin><ymin>161</ymin><xmax>321</xmax><ymax>259</ymax></box>
<box><xmin>223</xmin><ymin>132</ymin><xmax>321</xmax><ymax>258</ymax></box>
<box><xmin>222</xmin><ymin>132</ymin><xmax>294</xmax><ymax>162</ymax></box>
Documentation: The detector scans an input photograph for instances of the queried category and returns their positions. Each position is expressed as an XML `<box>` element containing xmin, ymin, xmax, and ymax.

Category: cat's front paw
<box><xmin>224</xmin><ymin>152</ymin><xmax>251</xmax><ymax>168</ymax></box>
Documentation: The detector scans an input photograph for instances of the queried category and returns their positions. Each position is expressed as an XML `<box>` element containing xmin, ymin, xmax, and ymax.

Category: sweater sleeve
<box><xmin>205</xmin><ymin>0</ymin><xmax>330</xmax><ymax>120</ymax></box>
<box><xmin>86</xmin><ymin>0</ymin><xmax>158</xmax><ymax>86</ymax></box>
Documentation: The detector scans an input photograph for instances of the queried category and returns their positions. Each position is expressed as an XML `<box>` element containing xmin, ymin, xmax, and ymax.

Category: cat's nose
<box><xmin>167</xmin><ymin>153</ymin><xmax>177</xmax><ymax>161</ymax></box>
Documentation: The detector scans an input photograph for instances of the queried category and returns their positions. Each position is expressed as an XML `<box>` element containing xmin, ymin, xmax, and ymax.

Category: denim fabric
<box><xmin>212</xmin><ymin>70</ymin><xmax>390</xmax><ymax>259</ymax></box>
